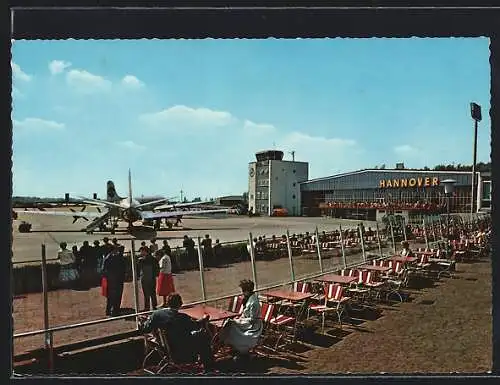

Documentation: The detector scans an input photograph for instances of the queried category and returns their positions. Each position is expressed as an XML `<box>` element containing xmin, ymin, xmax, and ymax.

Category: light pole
<box><xmin>470</xmin><ymin>102</ymin><xmax>482</xmax><ymax>215</ymax></box>
<box><xmin>441</xmin><ymin>179</ymin><xmax>456</xmax><ymax>239</ymax></box>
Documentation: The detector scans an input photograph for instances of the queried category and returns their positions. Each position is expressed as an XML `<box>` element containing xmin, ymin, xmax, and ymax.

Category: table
<box><xmin>262</xmin><ymin>289</ymin><xmax>315</xmax><ymax>302</ymax></box>
<box><xmin>314</xmin><ymin>274</ymin><xmax>357</xmax><ymax>285</ymax></box>
<box><xmin>358</xmin><ymin>264</ymin><xmax>391</xmax><ymax>272</ymax></box>
<box><xmin>180</xmin><ymin>305</ymin><xmax>238</xmax><ymax>322</ymax></box>
<box><xmin>390</xmin><ymin>256</ymin><xmax>418</xmax><ymax>263</ymax></box>
<box><xmin>262</xmin><ymin>290</ymin><xmax>314</xmax><ymax>344</ymax></box>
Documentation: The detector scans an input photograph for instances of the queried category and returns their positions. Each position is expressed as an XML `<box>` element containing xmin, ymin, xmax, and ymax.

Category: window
<box><xmin>293</xmin><ymin>182</ymin><xmax>296</xmax><ymax>187</ymax></box>
<box><xmin>292</xmin><ymin>194</ymin><xmax>296</xmax><ymax>199</ymax></box>
<box><xmin>293</xmin><ymin>170</ymin><xmax>296</xmax><ymax>174</ymax></box>
<box><xmin>250</xmin><ymin>194</ymin><xmax>254</xmax><ymax>199</ymax></box>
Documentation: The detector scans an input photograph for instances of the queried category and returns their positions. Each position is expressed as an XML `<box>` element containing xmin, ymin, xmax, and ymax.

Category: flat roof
<box><xmin>300</xmin><ymin>168</ymin><xmax>480</xmax><ymax>185</ymax></box>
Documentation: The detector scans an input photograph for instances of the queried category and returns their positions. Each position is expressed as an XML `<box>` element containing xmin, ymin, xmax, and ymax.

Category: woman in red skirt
<box><xmin>156</xmin><ymin>250</ymin><xmax>175</xmax><ymax>307</ymax></box>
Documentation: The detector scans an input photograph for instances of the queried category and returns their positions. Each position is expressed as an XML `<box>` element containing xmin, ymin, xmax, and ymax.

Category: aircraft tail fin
<box><xmin>107</xmin><ymin>180</ymin><xmax>122</xmax><ymax>202</ymax></box>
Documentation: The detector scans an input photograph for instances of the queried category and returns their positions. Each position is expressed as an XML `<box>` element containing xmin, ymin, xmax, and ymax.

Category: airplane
<box><xmin>16</xmin><ymin>170</ymin><xmax>230</xmax><ymax>234</ymax></box>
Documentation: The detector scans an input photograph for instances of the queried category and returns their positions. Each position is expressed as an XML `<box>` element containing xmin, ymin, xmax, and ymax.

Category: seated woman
<box><xmin>400</xmin><ymin>241</ymin><xmax>414</xmax><ymax>258</ymax></box>
<box><xmin>219</xmin><ymin>279</ymin><xmax>263</xmax><ymax>361</ymax></box>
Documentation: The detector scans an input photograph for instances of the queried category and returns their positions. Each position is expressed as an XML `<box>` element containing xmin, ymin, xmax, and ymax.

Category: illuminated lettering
<box><xmin>379</xmin><ymin>180</ymin><xmax>385</xmax><ymax>188</ymax></box>
<box><xmin>400</xmin><ymin>179</ymin><xmax>408</xmax><ymax>187</ymax></box>
<box><xmin>432</xmin><ymin>177</ymin><xmax>439</xmax><ymax>186</ymax></box>
<box><xmin>424</xmin><ymin>177</ymin><xmax>430</xmax><ymax>187</ymax></box>
<box><xmin>417</xmin><ymin>178</ymin><xmax>423</xmax><ymax>187</ymax></box>
<box><xmin>386</xmin><ymin>180</ymin><xmax>392</xmax><ymax>188</ymax></box>
<box><xmin>393</xmin><ymin>179</ymin><xmax>399</xmax><ymax>188</ymax></box>
<box><xmin>408</xmin><ymin>178</ymin><xmax>416</xmax><ymax>187</ymax></box>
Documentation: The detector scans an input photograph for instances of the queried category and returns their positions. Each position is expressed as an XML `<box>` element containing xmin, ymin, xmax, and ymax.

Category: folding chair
<box><xmin>260</xmin><ymin>302</ymin><xmax>296</xmax><ymax>351</ymax></box>
<box><xmin>143</xmin><ymin>328</ymin><xmax>204</xmax><ymax>374</ymax></box>
<box><xmin>307</xmin><ymin>284</ymin><xmax>350</xmax><ymax>333</ymax></box>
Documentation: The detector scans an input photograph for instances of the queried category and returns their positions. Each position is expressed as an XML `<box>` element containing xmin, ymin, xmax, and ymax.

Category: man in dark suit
<box><xmin>102</xmin><ymin>245</ymin><xmax>126</xmax><ymax>316</ymax></box>
<box><xmin>139</xmin><ymin>293</ymin><xmax>214</xmax><ymax>371</ymax></box>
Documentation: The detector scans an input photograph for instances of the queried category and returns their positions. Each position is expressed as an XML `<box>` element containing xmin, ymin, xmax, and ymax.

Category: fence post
<box><xmin>389</xmin><ymin>216</ymin><xmax>396</xmax><ymax>254</ymax></box>
<box><xmin>248</xmin><ymin>232</ymin><xmax>258</xmax><ymax>289</ymax></box>
<box><xmin>358</xmin><ymin>224</ymin><xmax>366</xmax><ymax>262</ymax></box>
<box><xmin>423</xmin><ymin>218</ymin><xmax>429</xmax><ymax>249</ymax></box>
<box><xmin>375</xmin><ymin>223</ymin><xmax>383</xmax><ymax>258</ymax></box>
<box><xmin>41</xmin><ymin>244</ymin><xmax>54</xmax><ymax>373</ymax></box>
<box><xmin>129</xmin><ymin>240</ymin><xmax>140</xmax><ymax>329</ymax></box>
<box><xmin>339</xmin><ymin>224</ymin><xmax>347</xmax><ymax>268</ymax></box>
<box><xmin>285</xmin><ymin>230</ymin><xmax>295</xmax><ymax>282</ymax></box>
<box><xmin>431</xmin><ymin>216</ymin><xmax>437</xmax><ymax>242</ymax></box>
<box><xmin>196</xmin><ymin>237</ymin><xmax>207</xmax><ymax>301</ymax></box>
<box><xmin>314</xmin><ymin>226</ymin><xmax>324</xmax><ymax>273</ymax></box>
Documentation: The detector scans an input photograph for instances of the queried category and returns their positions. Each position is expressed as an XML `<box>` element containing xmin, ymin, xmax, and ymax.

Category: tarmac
<box><xmin>12</xmin><ymin>207</ymin><xmax>379</xmax><ymax>265</ymax></box>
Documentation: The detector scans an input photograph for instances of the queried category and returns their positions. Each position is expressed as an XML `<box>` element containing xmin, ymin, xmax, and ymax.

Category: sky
<box><xmin>11</xmin><ymin>38</ymin><xmax>491</xmax><ymax>199</ymax></box>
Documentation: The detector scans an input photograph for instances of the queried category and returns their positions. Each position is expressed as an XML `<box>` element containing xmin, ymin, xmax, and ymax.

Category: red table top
<box><xmin>180</xmin><ymin>305</ymin><xmax>238</xmax><ymax>321</ymax></box>
<box><xmin>262</xmin><ymin>289</ymin><xmax>314</xmax><ymax>301</ymax></box>
<box><xmin>390</xmin><ymin>256</ymin><xmax>418</xmax><ymax>263</ymax></box>
<box><xmin>359</xmin><ymin>264</ymin><xmax>391</xmax><ymax>272</ymax></box>
<box><xmin>314</xmin><ymin>274</ymin><xmax>357</xmax><ymax>284</ymax></box>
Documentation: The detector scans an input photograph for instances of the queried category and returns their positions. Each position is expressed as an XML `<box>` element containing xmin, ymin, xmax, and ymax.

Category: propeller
<box><xmin>70</xmin><ymin>205</ymin><xmax>89</xmax><ymax>224</ymax></box>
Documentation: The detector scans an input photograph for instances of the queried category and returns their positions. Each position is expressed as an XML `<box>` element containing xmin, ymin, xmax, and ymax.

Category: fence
<box><xmin>12</xmin><ymin>213</ymin><xmax>489</xmax><ymax>372</ymax></box>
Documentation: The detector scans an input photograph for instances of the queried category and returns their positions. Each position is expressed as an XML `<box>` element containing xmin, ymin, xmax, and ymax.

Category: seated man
<box><xmin>139</xmin><ymin>293</ymin><xmax>215</xmax><ymax>372</ymax></box>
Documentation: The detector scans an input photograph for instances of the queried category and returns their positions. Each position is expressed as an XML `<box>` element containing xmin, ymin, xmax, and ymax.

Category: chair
<box><xmin>307</xmin><ymin>284</ymin><xmax>350</xmax><ymax>333</ymax></box>
<box><xmin>143</xmin><ymin>328</ymin><xmax>204</xmax><ymax>374</ymax></box>
<box><xmin>260</xmin><ymin>302</ymin><xmax>296</xmax><ymax>350</ymax></box>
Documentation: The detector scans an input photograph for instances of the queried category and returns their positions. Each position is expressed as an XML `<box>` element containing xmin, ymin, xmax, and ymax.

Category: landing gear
<box><xmin>18</xmin><ymin>221</ymin><xmax>32</xmax><ymax>233</ymax></box>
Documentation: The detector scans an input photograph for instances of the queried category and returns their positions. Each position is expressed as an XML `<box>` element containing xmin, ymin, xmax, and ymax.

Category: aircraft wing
<box><xmin>140</xmin><ymin>209</ymin><xmax>229</xmax><ymax>220</ymax></box>
<box><xmin>16</xmin><ymin>209</ymin><xmax>103</xmax><ymax>218</ymax></box>
<box><xmin>78</xmin><ymin>197</ymin><xmax>124</xmax><ymax>209</ymax></box>
<box><xmin>154</xmin><ymin>200</ymin><xmax>214</xmax><ymax>211</ymax></box>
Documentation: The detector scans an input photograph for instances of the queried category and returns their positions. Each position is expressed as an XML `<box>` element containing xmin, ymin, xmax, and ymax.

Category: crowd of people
<box><xmin>321</xmin><ymin>201</ymin><xmax>447</xmax><ymax>212</ymax></box>
<box><xmin>55</xmin><ymin>234</ymin><xmax>226</xmax><ymax>317</ymax></box>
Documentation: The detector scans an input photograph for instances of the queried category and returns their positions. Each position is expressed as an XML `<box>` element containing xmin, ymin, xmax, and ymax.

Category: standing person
<box><xmin>160</xmin><ymin>239</ymin><xmax>172</xmax><ymax>257</ymax></box>
<box><xmin>213</xmin><ymin>239</ymin><xmax>222</xmax><ymax>267</ymax></box>
<box><xmin>57</xmin><ymin>242</ymin><xmax>79</xmax><ymax>289</ymax></box>
<box><xmin>149</xmin><ymin>238</ymin><xmax>159</xmax><ymax>254</ymax></box>
<box><xmin>138</xmin><ymin>248</ymin><xmax>160</xmax><ymax>311</ymax></box>
<box><xmin>219</xmin><ymin>279</ymin><xmax>263</xmax><ymax>362</ymax></box>
<box><xmin>102</xmin><ymin>245</ymin><xmax>126</xmax><ymax>316</ymax></box>
<box><xmin>201</xmin><ymin>234</ymin><xmax>213</xmax><ymax>268</ymax></box>
<box><xmin>400</xmin><ymin>241</ymin><xmax>414</xmax><ymax>258</ymax></box>
<box><xmin>139</xmin><ymin>241</ymin><xmax>149</xmax><ymax>254</ymax></box>
<box><xmin>157</xmin><ymin>248</ymin><xmax>175</xmax><ymax>307</ymax></box>
<box><xmin>183</xmin><ymin>235</ymin><xmax>196</xmax><ymax>269</ymax></box>
<box><xmin>79</xmin><ymin>241</ymin><xmax>93</xmax><ymax>288</ymax></box>
<box><xmin>92</xmin><ymin>240</ymin><xmax>103</xmax><ymax>277</ymax></box>
<box><xmin>100</xmin><ymin>237</ymin><xmax>113</xmax><ymax>273</ymax></box>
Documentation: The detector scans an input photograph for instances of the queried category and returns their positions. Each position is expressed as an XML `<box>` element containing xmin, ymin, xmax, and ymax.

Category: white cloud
<box><xmin>14</xmin><ymin>117</ymin><xmax>65</xmax><ymax>132</ymax></box>
<box><xmin>66</xmin><ymin>69</ymin><xmax>111</xmax><ymax>93</ymax></box>
<box><xmin>49</xmin><ymin>60</ymin><xmax>72</xmax><ymax>75</ymax></box>
<box><xmin>12</xmin><ymin>87</ymin><xmax>23</xmax><ymax>99</ymax></box>
<box><xmin>116</xmin><ymin>140</ymin><xmax>146</xmax><ymax>151</ymax></box>
<box><xmin>140</xmin><ymin>105</ymin><xmax>235</xmax><ymax>128</ymax></box>
<box><xmin>394</xmin><ymin>144</ymin><xmax>418</xmax><ymax>153</ymax></box>
<box><xmin>243</xmin><ymin>120</ymin><xmax>276</xmax><ymax>135</ymax></box>
<box><xmin>121</xmin><ymin>75</ymin><xmax>144</xmax><ymax>88</ymax></box>
<box><xmin>11</xmin><ymin>62</ymin><xmax>32</xmax><ymax>82</ymax></box>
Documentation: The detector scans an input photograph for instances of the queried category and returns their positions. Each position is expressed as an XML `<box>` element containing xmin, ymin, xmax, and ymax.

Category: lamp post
<box><xmin>470</xmin><ymin>102</ymin><xmax>482</xmax><ymax>215</ymax></box>
<box><xmin>441</xmin><ymin>179</ymin><xmax>456</xmax><ymax>239</ymax></box>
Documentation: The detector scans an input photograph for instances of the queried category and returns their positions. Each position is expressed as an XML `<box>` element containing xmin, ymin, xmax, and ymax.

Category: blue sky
<box><xmin>11</xmin><ymin>38</ymin><xmax>491</xmax><ymax>199</ymax></box>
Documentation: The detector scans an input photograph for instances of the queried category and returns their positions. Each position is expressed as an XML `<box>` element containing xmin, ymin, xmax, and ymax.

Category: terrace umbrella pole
<box><xmin>402</xmin><ymin>216</ymin><xmax>407</xmax><ymax>242</ymax></box>
<box><xmin>248</xmin><ymin>232</ymin><xmax>259</xmax><ymax>289</ymax></box>
<box><xmin>196</xmin><ymin>237</ymin><xmax>207</xmax><ymax>301</ymax></box>
<box><xmin>376</xmin><ymin>223</ymin><xmax>383</xmax><ymax>258</ymax></box>
<box><xmin>41</xmin><ymin>244</ymin><xmax>54</xmax><ymax>373</ymax></box>
<box><xmin>339</xmin><ymin>224</ymin><xmax>347</xmax><ymax>268</ymax></box>
<box><xmin>286</xmin><ymin>230</ymin><xmax>296</xmax><ymax>282</ymax></box>
<box><xmin>423</xmin><ymin>218</ymin><xmax>429</xmax><ymax>249</ymax></box>
<box><xmin>130</xmin><ymin>240</ymin><xmax>140</xmax><ymax>330</ymax></box>
<box><xmin>389</xmin><ymin>216</ymin><xmax>396</xmax><ymax>254</ymax></box>
<box><xmin>438</xmin><ymin>215</ymin><xmax>444</xmax><ymax>240</ymax></box>
<box><xmin>315</xmin><ymin>226</ymin><xmax>324</xmax><ymax>273</ymax></box>
<box><xmin>358</xmin><ymin>224</ymin><xmax>367</xmax><ymax>262</ymax></box>
<box><xmin>431</xmin><ymin>216</ymin><xmax>437</xmax><ymax>243</ymax></box>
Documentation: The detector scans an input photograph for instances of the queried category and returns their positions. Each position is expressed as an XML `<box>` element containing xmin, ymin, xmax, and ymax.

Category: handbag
<box><xmin>101</xmin><ymin>276</ymin><xmax>108</xmax><ymax>297</ymax></box>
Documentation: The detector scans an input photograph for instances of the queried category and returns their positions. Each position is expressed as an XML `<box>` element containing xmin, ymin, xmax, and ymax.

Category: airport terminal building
<box><xmin>299</xmin><ymin>168</ymin><xmax>491</xmax><ymax>221</ymax></box>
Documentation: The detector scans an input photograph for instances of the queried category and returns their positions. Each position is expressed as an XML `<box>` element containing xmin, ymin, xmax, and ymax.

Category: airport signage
<box><xmin>379</xmin><ymin>177</ymin><xmax>440</xmax><ymax>188</ymax></box>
